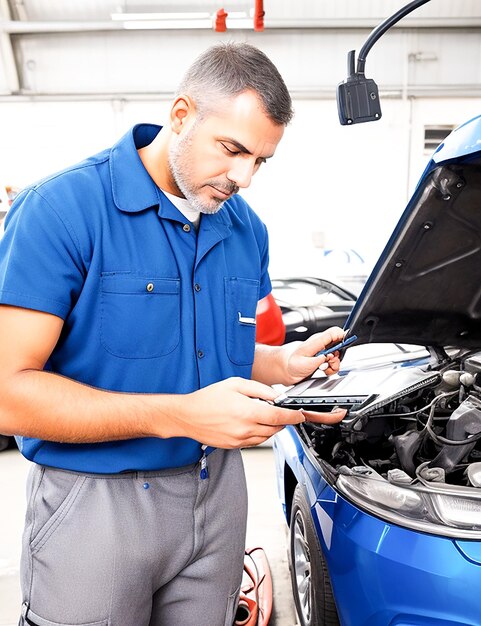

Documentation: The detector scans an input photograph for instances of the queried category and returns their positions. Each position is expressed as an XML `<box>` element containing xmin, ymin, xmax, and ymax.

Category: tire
<box><xmin>289</xmin><ymin>485</ymin><xmax>340</xmax><ymax>626</ymax></box>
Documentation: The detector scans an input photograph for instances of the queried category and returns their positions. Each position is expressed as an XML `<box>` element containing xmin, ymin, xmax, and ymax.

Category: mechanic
<box><xmin>0</xmin><ymin>42</ymin><xmax>346</xmax><ymax>626</ymax></box>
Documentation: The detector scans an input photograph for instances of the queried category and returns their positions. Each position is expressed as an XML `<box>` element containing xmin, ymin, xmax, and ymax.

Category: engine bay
<box><xmin>300</xmin><ymin>350</ymin><xmax>481</xmax><ymax>490</ymax></box>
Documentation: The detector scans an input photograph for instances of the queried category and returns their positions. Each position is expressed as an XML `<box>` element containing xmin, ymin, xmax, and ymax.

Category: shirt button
<box><xmin>146</xmin><ymin>282</ymin><xmax>154</xmax><ymax>292</ymax></box>
<box><xmin>197</xmin><ymin>350</ymin><xmax>204</xmax><ymax>359</ymax></box>
<box><xmin>194</xmin><ymin>283</ymin><xmax>201</xmax><ymax>292</ymax></box>
<box><xmin>183</xmin><ymin>223</ymin><xmax>191</xmax><ymax>233</ymax></box>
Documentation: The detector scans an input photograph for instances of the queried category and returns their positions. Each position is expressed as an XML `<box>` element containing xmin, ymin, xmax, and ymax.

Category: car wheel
<box><xmin>289</xmin><ymin>485</ymin><xmax>339</xmax><ymax>626</ymax></box>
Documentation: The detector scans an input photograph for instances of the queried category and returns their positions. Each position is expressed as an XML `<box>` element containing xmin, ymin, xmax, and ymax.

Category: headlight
<box><xmin>337</xmin><ymin>468</ymin><xmax>481</xmax><ymax>539</ymax></box>
<box><xmin>431</xmin><ymin>494</ymin><xmax>481</xmax><ymax>529</ymax></box>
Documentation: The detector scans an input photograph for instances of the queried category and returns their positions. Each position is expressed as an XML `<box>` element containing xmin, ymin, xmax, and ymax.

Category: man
<box><xmin>0</xmin><ymin>43</ymin><xmax>346</xmax><ymax>625</ymax></box>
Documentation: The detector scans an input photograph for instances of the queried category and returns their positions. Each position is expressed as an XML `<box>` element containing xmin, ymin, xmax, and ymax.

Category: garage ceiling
<box><xmin>1</xmin><ymin>0</ymin><xmax>481</xmax><ymax>96</ymax></box>
<box><xmin>2</xmin><ymin>0</ymin><xmax>481</xmax><ymax>30</ymax></box>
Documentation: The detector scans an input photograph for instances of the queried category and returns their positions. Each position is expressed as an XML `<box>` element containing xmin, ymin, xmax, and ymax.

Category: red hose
<box><xmin>254</xmin><ymin>0</ymin><xmax>264</xmax><ymax>31</ymax></box>
<box><xmin>215</xmin><ymin>8</ymin><xmax>228</xmax><ymax>32</ymax></box>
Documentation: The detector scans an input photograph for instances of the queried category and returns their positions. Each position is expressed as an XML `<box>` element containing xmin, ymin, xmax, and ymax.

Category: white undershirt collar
<box><xmin>160</xmin><ymin>188</ymin><xmax>201</xmax><ymax>229</ymax></box>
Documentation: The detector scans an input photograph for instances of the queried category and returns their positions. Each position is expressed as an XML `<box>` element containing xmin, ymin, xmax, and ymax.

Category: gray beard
<box><xmin>168</xmin><ymin>128</ymin><xmax>238</xmax><ymax>215</ymax></box>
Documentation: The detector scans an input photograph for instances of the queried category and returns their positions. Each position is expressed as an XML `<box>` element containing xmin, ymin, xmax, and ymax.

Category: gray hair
<box><xmin>176</xmin><ymin>42</ymin><xmax>293</xmax><ymax>126</ymax></box>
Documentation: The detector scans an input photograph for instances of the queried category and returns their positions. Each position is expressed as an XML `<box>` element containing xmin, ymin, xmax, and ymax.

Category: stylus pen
<box><xmin>315</xmin><ymin>334</ymin><xmax>358</xmax><ymax>357</ymax></box>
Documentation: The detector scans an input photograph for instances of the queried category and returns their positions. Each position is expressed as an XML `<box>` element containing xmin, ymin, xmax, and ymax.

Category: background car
<box><xmin>0</xmin><ymin>434</ymin><xmax>12</xmax><ymax>451</ymax></box>
<box><xmin>272</xmin><ymin>113</ymin><xmax>481</xmax><ymax>626</ymax></box>
<box><xmin>256</xmin><ymin>277</ymin><xmax>357</xmax><ymax>346</ymax></box>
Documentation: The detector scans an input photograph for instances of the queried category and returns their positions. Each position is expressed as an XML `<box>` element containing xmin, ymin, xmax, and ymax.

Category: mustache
<box><xmin>208</xmin><ymin>181</ymin><xmax>239</xmax><ymax>196</ymax></box>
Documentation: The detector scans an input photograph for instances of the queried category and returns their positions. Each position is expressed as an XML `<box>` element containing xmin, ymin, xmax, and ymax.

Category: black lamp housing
<box><xmin>337</xmin><ymin>0</ymin><xmax>431</xmax><ymax>126</ymax></box>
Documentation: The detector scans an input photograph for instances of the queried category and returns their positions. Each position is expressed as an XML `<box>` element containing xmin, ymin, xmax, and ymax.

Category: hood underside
<box><xmin>347</xmin><ymin>155</ymin><xmax>481</xmax><ymax>349</ymax></box>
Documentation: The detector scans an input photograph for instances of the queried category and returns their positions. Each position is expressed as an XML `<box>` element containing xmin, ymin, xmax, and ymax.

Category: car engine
<box><xmin>304</xmin><ymin>351</ymin><xmax>481</xmax><ymax>489</ymax></box>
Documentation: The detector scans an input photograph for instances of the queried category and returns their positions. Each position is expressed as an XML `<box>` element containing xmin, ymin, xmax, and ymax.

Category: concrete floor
<box><xmin>0</xmin><ymin>446</ymin><xmax>298</xmax><ymax>626</ymax></box>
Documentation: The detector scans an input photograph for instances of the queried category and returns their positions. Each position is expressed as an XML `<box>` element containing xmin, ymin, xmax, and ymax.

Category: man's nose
<box><xmin>227</xmin><ymin>159</ymin><xmax>255</xmax><ymax>189</ymax></box>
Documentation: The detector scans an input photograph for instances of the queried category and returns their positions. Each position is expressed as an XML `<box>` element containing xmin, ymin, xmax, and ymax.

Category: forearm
<box><xmin>251</xmin><ymin>343</ymin><xmax>295</xmax><ymax>386</ymax></box>
<box><xmin>0</xmin><ymin>369</ymin><xmax>181</xmax><ymax>443</ymax></box>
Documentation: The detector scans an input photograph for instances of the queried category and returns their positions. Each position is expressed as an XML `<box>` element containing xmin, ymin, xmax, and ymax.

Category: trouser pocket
<box><xmin>29</xmin><ymin>473</ymin><xmax>87</xmax><ymax>554</ymax></box>
<box><xmin>20</xmin><ymin>602</ymin><xmax>109</xmax><ymax>626</ymax></box>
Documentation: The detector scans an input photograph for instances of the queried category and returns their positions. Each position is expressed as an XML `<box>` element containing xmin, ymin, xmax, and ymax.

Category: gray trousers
<box><xmin>19</xmin><ymin>448</ymin><xmax>247</xmax><ymax>626</ymax></box>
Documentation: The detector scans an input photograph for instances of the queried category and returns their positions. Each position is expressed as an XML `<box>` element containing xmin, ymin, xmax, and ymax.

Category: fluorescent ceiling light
<box><xmin>111</xmin><ymin>12</ymin><xmax>211</xmax><ymax>21</ymax></box>
<box><xmin>113</xmin><ymin>10</ymin><xmax>250</xmax><ymax>30</ymax></box>
<box><xmin>122</xmin><ymin>19</ymin><xmax>212</xmax><ymax>29</ymax></box>
<box><xmin>111</xmin><ymin>11</ymin><xmax>248</xmax><ymax>30</ymax></box>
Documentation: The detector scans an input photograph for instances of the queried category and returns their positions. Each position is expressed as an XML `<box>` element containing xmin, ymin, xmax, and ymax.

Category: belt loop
<box><xmin>21</xmin><ymin>602</ymin><xmax>29</xmax><ymax>619</ymax></box>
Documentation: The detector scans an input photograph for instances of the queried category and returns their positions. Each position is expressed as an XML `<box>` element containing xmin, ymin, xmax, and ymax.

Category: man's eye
<box><xmin>221</xmin><ymin>143</ymin><xmax>239</xmax><ymax>155</ymax></box>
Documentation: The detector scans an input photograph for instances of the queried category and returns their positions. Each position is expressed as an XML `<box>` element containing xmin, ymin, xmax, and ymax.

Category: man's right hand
<box><xmin>166</xmin><ymin>377</ymin><xmax>345</xmax><ymax>449</ymax></box>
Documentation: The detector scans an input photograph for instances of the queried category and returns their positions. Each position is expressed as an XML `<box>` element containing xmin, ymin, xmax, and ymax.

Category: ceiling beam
<box><xmin>1</xmin><ymin>17</ymin><xmax>481</xmax><ymax>35</ymax></box>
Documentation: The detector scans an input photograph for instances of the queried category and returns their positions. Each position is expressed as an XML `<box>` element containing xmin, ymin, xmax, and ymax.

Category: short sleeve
<box><xmin>258</xmin><ymin>222</ymin><xmax>272</xmax><ymax>300</ymax></box>
<box><xmin>0</xmin><ymin>188</ymin><xmax>85</xmax><ymax>319</ymax></box>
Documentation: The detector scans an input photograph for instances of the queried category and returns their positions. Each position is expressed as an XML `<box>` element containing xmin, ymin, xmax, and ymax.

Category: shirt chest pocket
<box><xmin>225</xmin><ymin>277</ymin><xmax>260</xmax><ymax>366</ymax></box>
<box><xmin>100</xmin><ymin>274</ymin><xmax>180</xmax><ymax>359</ymax></box>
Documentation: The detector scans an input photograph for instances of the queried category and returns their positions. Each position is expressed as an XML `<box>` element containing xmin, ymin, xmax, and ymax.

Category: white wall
<box><xmin>1</xmin><ymin>94</ymin><xmax>480</xmax><ymax>282</ymax></box>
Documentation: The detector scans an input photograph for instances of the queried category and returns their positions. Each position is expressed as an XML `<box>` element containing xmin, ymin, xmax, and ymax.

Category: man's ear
<box><xmin>170</xmin><ymin>95</ymin><xmax>196</xmax><ymax>134</ymax></box>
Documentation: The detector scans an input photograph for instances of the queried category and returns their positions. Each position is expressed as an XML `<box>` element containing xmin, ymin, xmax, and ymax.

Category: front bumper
<box><xmin>274</xmin><ymin>427</ymin><xmax>481</xmax><ymax>626</ymax></box>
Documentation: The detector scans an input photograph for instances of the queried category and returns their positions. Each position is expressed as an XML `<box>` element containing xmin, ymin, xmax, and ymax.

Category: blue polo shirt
<box><xmin>0</xmin><ymin>124</ymin><xmax>271</xmax><ymax>473</ymax></box>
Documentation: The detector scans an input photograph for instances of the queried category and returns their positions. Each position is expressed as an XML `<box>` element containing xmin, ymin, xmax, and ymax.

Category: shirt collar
<box><xmin>110</xmin><ymin>123</ymin><xmax>163</xmax><ymax>214</ymax></box>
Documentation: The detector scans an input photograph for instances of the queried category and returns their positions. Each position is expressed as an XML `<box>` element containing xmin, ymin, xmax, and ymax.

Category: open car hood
<box><xmin>347</xmin><ymin>114</ymin><xmax>481</xmax><ymax>351</ymax></box>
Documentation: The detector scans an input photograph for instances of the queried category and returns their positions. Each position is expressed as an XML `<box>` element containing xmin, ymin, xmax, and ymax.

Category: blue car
<box><xmin>273</xmin><ymin>114</ymin><xmax>481</xmax><ymax>626</ymax></box>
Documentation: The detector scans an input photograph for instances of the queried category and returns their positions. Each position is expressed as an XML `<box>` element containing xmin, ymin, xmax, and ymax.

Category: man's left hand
<box><xmin>283</xmin><ymin>326</ymin><xmax>346</xmax><ymax>384</ymax></box>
